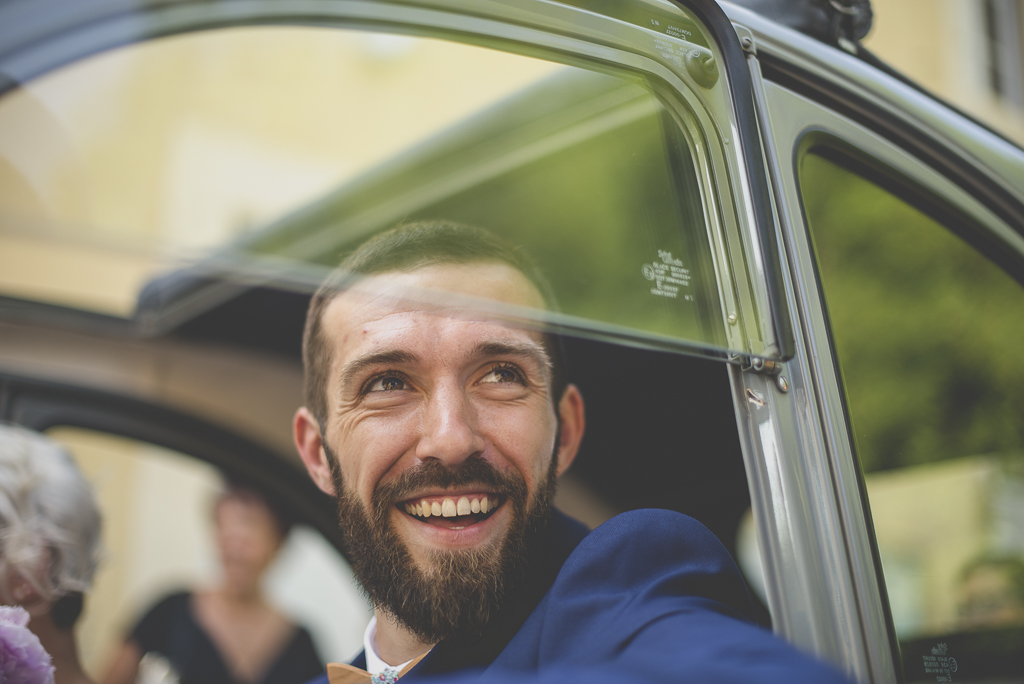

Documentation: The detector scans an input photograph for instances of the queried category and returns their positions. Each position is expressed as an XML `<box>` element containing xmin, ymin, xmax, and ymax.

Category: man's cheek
<box><xmin>339</xmin><ymin>429</ymin><xmax>414</xmax><ymax>499</ymax></box>
<box><xmin>478</xmin><ymin>403</ymin><xmax>553</xmax><ymax>445</ymax></box>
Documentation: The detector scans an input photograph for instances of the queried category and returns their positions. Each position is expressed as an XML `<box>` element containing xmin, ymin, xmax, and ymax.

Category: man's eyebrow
<box><xmin>475</xmin><ymin>341</ymin><xmax>552</xmax><ymax>375</ymax></box>
<box><xmin>339</xmin><ymin>350</ymin><xmax>420</xmax><ymax>389</ymax></box>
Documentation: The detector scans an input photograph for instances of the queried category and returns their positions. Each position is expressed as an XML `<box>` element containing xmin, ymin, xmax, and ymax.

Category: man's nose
<box><xmin>415</xmin><ymin>384</ymin><xmax>485</xmax><ymax>465</ymax></box>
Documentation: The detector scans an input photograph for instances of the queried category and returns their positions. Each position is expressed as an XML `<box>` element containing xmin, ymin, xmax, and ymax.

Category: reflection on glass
<box><xmin>247</xmin><ymin>67</ymin><xmax>721</xmax><ymax>348</ymax></box>
<box><xmin>0</xmin><ymin>24</ymin><xmax>728</xmax><ymax>355</ymax></box>
<box><xmin>0</xmin><ymin>26</ymin><xmax>559</xmax><ymax>314</ymax></box>
<box><xmin>800</xmin><ymin>152</ymin><xmax>1024</xmax><ymax>683</ymax></box>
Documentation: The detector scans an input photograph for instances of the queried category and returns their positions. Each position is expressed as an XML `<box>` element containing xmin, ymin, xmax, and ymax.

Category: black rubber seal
<box><xmin>667</xmin><ymin>0</ymin><xmax>795</xmax><ymax>360</ymax></box>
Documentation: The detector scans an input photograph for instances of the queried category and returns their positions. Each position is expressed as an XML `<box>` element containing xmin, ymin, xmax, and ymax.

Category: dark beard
<box><xmin>325</xmin><ymin>444</ymin><xmax>558</xmax><ymax>644</ymax></box>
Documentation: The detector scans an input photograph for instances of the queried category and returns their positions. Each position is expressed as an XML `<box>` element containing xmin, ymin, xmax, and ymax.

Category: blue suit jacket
<box><xmin>309</xmin><ymin>509</ymin><xmax>853</xmax><ymax>683</ymax></box>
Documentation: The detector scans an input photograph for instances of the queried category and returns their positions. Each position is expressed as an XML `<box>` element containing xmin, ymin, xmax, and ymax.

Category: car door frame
<box><xmin>732</xmin><ymin>5</ymin><xmax>1024</xmax><ymax>683</ymax></box>
<box><xmin>0</xmin><ymin>370</ymin><xmax>346</xmax><ymax>548</ymax></box>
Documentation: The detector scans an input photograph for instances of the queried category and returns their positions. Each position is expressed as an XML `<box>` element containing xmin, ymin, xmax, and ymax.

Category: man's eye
<box><xmin>479</xmin><ymin>365</ymin><xmax>523</xmax><ymax>385</ymax></box>
<box><xmin>366</xmin><ymin>375</ymin><xmax>406</xmax><ymax>393</ymax></box>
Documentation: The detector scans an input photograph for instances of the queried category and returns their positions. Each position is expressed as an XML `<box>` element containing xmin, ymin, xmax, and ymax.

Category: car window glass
<box><xmin>47</xmin><ymin>426</ymin><xmax>371</xmax><ymax>673</ymax></box>
<box><xmin>0</xmin><ymin>24</ymin><xmax>733</xmax><ymax>357</ymax></box>
<box><xmin>800</xmin><ymin>151</ymin><xmax>1024</xmax><ymax>683</ymax></box>
<box><xmin>0</xmin><ymin>15</ymin><xmax>765</xmax><ymax>655</ymax></box>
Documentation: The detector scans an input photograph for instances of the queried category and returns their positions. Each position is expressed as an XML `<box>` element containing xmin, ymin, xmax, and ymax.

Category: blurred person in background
<box><xmin>102</xmin><ymin>483</ymin><xmax>322</xmax><ymax>684</ymax></box>
<box><xmin>0</xmin><ymin>423</ymin><xmax>103</xmax><ymax>684</ymax></box>
<box><xmin>958</xmin><ymin>554</ymin><xmax>1024</xmax><ymax>630</ymax></box>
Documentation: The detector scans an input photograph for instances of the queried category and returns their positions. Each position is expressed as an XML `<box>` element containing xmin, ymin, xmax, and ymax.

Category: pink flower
<box><xmin>0</xmin><ymin>606</ymin><xmax>54</xmax><ymax>684</ymax></box>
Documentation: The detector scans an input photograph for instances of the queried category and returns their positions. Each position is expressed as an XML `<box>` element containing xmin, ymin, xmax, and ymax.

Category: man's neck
<box><xmin>373</xmin><ymin>610</ymin><xmax>434</xmax><ymax>666</ymax></box>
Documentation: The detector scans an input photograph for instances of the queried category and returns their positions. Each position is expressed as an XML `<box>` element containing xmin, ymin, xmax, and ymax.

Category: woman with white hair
<box><xmin>0</xmin><ymin>423</ymin><xmax>102</xmax><ymax>684</ymax></box>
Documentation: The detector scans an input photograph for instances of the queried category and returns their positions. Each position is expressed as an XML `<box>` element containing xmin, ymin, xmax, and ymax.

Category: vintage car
<box><xmin>1</xmin><ymin>0</ymin><xmax>1022</xmax><ymax>681</ymax></box>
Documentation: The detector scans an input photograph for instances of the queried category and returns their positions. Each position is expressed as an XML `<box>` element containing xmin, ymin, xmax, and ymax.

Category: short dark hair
<box><xmin>215</xmin><ymin>479</ymin><xmax>295</xmax><ymax>541</ymax></box>
<box><xmin>302</xmin><ymin>221</ymin><xmax>564</xmax><ymax>427</ymax></box>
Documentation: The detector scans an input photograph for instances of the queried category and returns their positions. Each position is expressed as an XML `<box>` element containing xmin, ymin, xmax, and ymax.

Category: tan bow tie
<box><xmin>327</xmin><ymin>654</ymin><xmax>428</xmax><ymax>684</ymax></box>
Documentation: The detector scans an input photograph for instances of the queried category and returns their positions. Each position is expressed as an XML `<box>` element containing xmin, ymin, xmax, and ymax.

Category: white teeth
<box><xmin>441</xmin><ymin>498</ymin><xmax>457</xmax><ymax>517</ymax></box>
<box><xmin>406</xmin><ymin>496</ymin><xmax>497</xmax><ymax>518</ymax></box>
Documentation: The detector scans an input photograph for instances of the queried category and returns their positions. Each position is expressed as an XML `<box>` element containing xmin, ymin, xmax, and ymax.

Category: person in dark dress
<box><xmin>126</xmin><ymin>591</ymin><xmax>320</xmax><ymax>684</ymax></box>
<box><xmin>101</xmin><ymin>484</ymin><xmax>322</xmax><ymax>684</ymax></box>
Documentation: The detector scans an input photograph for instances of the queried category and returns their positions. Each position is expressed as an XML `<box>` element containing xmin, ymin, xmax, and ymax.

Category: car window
<box><xmin>0</xmin><ymin>22</ymin><xmax>743</xmax><ymax>358</ymax></box>
<box><xmin>0</xmin><ymin>13</ymin><xmax>767</xmax><ymax>668</ymax></box>
<box><xmin>47</xmin><ymin>427</ymin><xmax>371</xmax><ymax>671</ymax></box>
<box><xmin>800</xmin><ymin>150</ymin><xmax>1024</xmax><ymax>683</ymax></box>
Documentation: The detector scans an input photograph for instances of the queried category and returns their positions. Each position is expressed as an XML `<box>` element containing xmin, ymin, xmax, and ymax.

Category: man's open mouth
<box><xmin>399</xmin><ymin>493</ymin><xmax>504</xmax><ymax>530</ymax></box>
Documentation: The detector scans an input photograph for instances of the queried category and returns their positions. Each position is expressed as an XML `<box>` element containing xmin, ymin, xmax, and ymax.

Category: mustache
<box><xmin>372</xmin><ymin>456</ymin><xmax>526</xmax><ymax>513</ymax></box>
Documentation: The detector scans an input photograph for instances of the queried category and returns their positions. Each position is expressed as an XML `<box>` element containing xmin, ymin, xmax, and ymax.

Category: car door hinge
<box><xmin>735</xmin><ymin>356</ymin><xmax>790</xmax><ymax>392</ymax></box>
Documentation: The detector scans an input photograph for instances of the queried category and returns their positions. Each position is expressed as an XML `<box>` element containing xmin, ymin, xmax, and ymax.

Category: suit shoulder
<box><xmin>557</xmin><ymin>508</ymin><xmax>755</xmax><ymax>622</ymax></box>
<box><xmin>581</xmin><ymin>509</ymin><xmax>734</xmax><ymax>568</ymax></box>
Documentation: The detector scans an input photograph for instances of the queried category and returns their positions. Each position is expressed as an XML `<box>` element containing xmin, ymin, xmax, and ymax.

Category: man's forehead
<box><xmin>321</xmin><ymin>261</ymin><xmax>548</xmax><ymax>352</ymax></box>
<box><xmin>326</xmin><ymin>262</ymin><xmax>544</xmax><ymax>322</ymax></box>
<box><xmin>362</xmin><ymin>261</ymin><xmax>543</xmax><ymax>306</ymax></box>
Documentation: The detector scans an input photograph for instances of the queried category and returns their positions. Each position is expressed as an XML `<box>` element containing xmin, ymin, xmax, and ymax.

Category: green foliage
<box><xmin>801</xmin><ymin>154</ymin><xmax>1024</xmax><ymax>473</ymax></box>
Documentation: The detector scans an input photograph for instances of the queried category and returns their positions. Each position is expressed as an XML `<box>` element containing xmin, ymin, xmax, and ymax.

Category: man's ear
<box><xmin>293</xmin><ymin>407</ymin><xmax>336</xmax><ymax>495</ymax></box>
<box><xmin>554</xmin><ymin>384</ymin><xmax>585</xmax><ymax>477</ymax></box>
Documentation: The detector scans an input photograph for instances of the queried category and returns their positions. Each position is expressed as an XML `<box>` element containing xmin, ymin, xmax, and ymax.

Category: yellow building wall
<box><xmin>866</xmin><ymin>0</ymin><xmax>1024</xmax><ymax>144</ymax></box>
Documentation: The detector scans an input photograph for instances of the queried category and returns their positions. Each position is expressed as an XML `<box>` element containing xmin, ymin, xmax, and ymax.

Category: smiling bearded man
<box><xmin>294</xmin><ymin>221</ymin><xmax>585</xmax><ymax>672</ymax></box>
<box><xmin>294</xmin><ymin>222</ymin><xmax>855</xmax><ymax>684</ymax></box>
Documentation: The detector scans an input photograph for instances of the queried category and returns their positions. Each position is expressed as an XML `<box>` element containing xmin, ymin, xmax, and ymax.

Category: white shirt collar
<box><xmin>363</xmin><ymin>614</ymin><xmax>416</xmax><ymax>676</ymax></box>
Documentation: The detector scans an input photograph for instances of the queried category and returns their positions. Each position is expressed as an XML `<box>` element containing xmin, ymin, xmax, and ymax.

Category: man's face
<box><xmin>301</xmin><ymin>261</ymin><xmax>581</xmax><ymax>640</ymax></box>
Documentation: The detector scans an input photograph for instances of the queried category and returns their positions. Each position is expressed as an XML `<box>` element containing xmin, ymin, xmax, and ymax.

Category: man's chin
<box><xmin>328</xmin><ymin>451</ymin><xmax>555</xmax><ymax>643</ymax></box>
<box><xmin>358</xmin><ymin>500</ymin><xmax>523</xmax><ymax>643</ymax></box>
